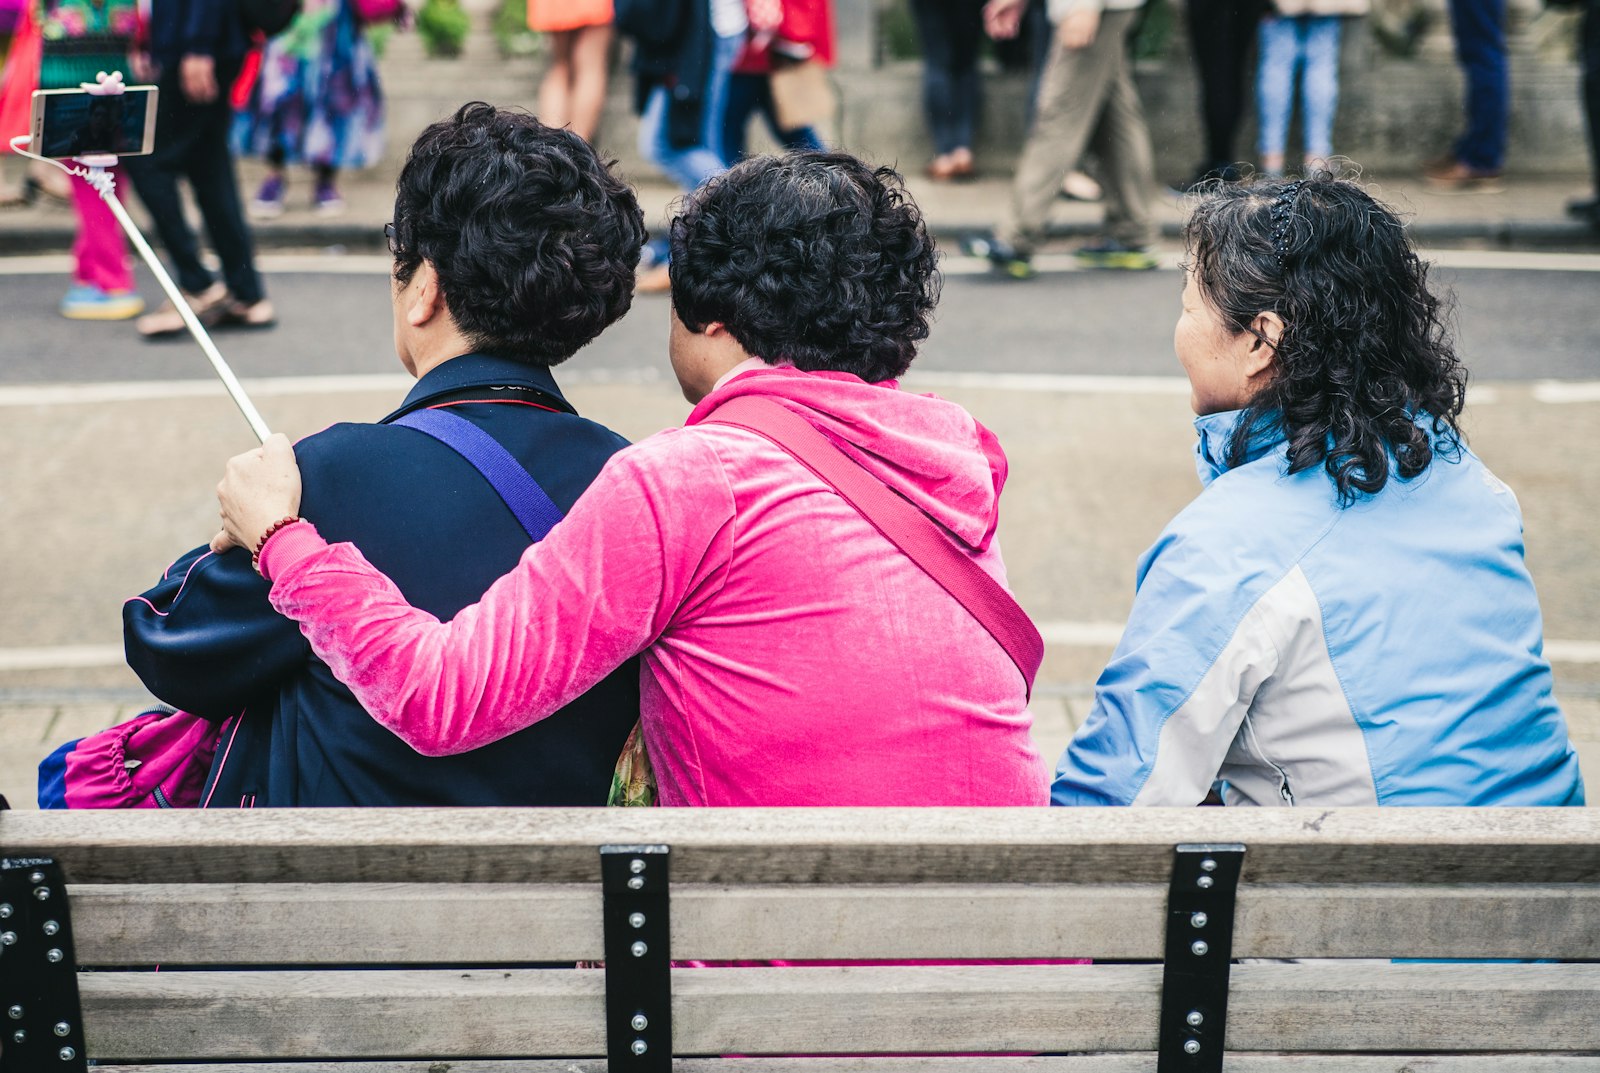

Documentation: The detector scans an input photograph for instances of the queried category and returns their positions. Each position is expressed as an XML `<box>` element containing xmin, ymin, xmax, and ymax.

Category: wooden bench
<box><xmin>1</xmin><ymin>808</ymin><xmax>1597</xmax><ymax>1073</ymax></box>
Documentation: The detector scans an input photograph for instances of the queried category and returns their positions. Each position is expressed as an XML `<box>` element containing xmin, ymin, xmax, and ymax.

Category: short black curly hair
<box><xmin>389</xmin><ymin>102</ymin><xmax>645</xmax><ymax>365</ymax></box>
<box><xmin>667</xmin><ymin>152</ymin><xmax>940</xmax><ymax>382</ymax></box>
<box><xmin>1184</xmin><ymin>174</ymin><xmax>1467</xmax><ymax>503</ymax></box>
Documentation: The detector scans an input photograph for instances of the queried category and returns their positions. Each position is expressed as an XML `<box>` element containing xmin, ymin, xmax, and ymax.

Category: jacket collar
<box><xmin>1194</xmin><ymin>408</ymin><xmax>1286</xmax><ymax>487</ymax></box>
<box><xmin>382</xmin><ymin>353</ymin><xmax>573</xmax><ymax>421</ymax></box>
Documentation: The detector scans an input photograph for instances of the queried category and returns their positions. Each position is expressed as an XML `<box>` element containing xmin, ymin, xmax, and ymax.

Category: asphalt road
<box><xmin>3</xmin><ymin>256</ymin><xmax>1599</xmax><ymax>383</ymax></box>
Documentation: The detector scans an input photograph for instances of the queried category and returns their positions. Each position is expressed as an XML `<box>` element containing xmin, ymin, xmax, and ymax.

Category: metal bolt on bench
<box><xmin>601</xmin><ymin>845</ymin><xmax>672</xmax><ymax>1073</ymax></box>
<box><xmin>0</xmin><ymin>858</ymin><xmax>87</xmax><ymax>1073</ymax></box>
<box><xmin>1157</xmin><ymin>843</ymin><xmax>1247</xmax><ymax>1073</ymax></box>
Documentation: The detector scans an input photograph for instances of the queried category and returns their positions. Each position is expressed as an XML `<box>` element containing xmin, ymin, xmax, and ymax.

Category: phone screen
<box><xmin>30</xmin><ymin>86</ymin><xmax>158</xmax><ymax>159</ymax></box>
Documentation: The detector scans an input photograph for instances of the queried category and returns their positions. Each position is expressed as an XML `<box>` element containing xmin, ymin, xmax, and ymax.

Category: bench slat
<box><xmin>70</xmin><ymin>883</ymin><xmax>1600</xmax><ymax>964</ymax></box>
<box><xmin>87</xmin><ymin>1058</ymin><xmax>1600</xmax><ymax>1073</ymax></box>
<box><xmin>10</xmin><ymin>809</ymin><xmax>1599</xmax><ymax>884</ymax></box>
<box><xmin>78</xmin><ymin>963</ymin><xmax>1600</xmax><ymax>1061</ymax></box>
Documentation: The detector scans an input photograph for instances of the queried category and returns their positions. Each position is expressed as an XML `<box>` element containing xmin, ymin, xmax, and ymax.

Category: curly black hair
<box><xmin>667</xmin><ymin>151</ymin><xmax>941</xmax><ymax>382</ymax></box>
<box><xmin>1184</xmin><ymin>175</ymin><xmax>1467</xmax><ymax>503</ymax></box>
<box><xmin>389</xmin><ymin>102</ymin><xmax>645</xmax><ymax>365</ymax></box>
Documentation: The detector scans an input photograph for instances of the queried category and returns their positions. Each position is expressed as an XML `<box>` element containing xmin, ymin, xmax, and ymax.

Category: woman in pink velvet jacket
<box><xmin>214</xmin><ymin>152</ymin><xmax>1048</xmax><ymax>808</ymax></box>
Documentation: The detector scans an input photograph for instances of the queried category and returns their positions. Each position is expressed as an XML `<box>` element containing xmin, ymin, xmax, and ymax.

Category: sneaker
<box><xmin>313</xmin><ymin>182</ymin><xmax>346</xmax><ymax>217</ymax></box>
<box><xmin>1074</xmin><ymin>239</ymin><xmax>1158</xmax><ymax>271</ymax></box>
<box><xmin>250</xmin><ymin>174</ymin><xmax>286</xmax><ymax>219</ymax></box>
<box><xmin>60</xmin><ymin>284</ymin><xmax>145</xmax><ymax>321</ymax></box>
<box><xmin>964</xmin><ymin>232</ymin><xmax>1034</xmax><ymax>280</ymax></box>
<box><xmin>1422</xmin><ymin>158</ymin><xmax>1504</xmax><ymax>194</ymax></box>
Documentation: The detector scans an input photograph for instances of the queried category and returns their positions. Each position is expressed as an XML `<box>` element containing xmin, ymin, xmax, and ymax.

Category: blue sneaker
<box><xmin>60</xmin><ymin>284</ymin><xmax>145</xmax><ymax>321</ymax></box>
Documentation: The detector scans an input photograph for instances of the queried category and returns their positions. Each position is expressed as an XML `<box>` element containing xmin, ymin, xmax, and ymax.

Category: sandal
<box><xmin>210</xmin><ymin>298</ymin><xmax>277</xmax><ymax>331</ymax></box>
<box><xmin>135</xmin><ymin>283</ymin><xmax>230</xmax><ymax>340</ymax></box>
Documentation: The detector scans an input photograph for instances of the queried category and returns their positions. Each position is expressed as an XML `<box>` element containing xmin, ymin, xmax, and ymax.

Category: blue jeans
<box><xmin>911</xmin><ymin>0</ymin><xmax>985</xmax><ymax>155</ymax></box>
<box><xmin>1256</xmin><ymin>16</ymin><xmax>1343</xmax><ymax>163</ymax></box>
<box><xmin>1448</xmin><ymin>0</ymin><xmax>1508</xmax><ymax>171</ymax></box>
<box><xmin>722</xmin><ymin>72</ymin><xmax>826</xmax><ymax>161</ymax></box>
<box><xmin>637</xmin><ymin>30</ymin><xmax>743</xmax><ymax>191</ymax></box>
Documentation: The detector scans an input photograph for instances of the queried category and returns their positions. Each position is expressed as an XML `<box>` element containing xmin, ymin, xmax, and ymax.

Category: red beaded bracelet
<box><xmin>251</xmin><ymin>516</ymin><xmax>302</xmax><ymax>574</ymax></box>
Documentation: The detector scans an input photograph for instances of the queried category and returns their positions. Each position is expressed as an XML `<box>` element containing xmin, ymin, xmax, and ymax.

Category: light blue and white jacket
<box><xmin>1052</xmin><ymin>409</ymin><xmax>1585</xmax><ymax>808</ymax></box>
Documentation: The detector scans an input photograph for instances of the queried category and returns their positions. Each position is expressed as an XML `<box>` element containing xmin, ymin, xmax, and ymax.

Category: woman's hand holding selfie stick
<box><xmin>211</xmin><ymin>433</ymin><xmax>302</xmax><ymax>562</ymax></box>
<box><xmin>10</xmin><ymin>71</ymin><xmax>273</xmax><ymax>444</ymax></box>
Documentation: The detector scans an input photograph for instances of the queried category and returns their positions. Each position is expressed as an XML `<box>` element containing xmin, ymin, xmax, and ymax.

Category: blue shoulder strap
<box><xmin>392</xmin><ymin>406</ymin><xmax>566</xmax><ymax>542</ymax></box>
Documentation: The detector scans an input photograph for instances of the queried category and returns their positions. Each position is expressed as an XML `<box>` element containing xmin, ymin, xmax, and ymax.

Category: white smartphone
<box><xmin>29</xmin><ymin>86</ymin><xmax>158</xmax><ymax>159</ymax></box>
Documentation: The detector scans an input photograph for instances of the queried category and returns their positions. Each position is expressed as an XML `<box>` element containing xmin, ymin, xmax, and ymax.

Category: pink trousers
<box><xmin>70</xmin><ymin>167</ymin><xmax>134</xmax><ymax>292</ymax></box>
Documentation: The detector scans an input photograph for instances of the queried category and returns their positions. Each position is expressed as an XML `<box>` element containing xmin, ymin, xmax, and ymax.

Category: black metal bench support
<box><xmin>600</xmin><ymin>844</ymin><xmax>673</xmax><ymax>1073</ymax></box>
<box><xmin>1156</xmin><ymin>842</ymin><xmax>1247</xmax><ymax>1073</ymax></box>
<box><xmin>0</xmin><ymin>857</ymin><xmax>88</xmax><ymax>1073</ymax></box>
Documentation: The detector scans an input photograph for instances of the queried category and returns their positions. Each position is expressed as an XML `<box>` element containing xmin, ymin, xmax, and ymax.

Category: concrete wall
<box><xmin>377</xmin><ymin>0</ymin><xmax>1591</xmax><ymax>183</ymax></box>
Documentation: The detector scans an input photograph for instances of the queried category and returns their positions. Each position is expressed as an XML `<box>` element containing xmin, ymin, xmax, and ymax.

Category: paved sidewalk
<box><xmin>3</xmin><ymin>161</ymin><xmax>1598</xmax><ymax>255</ymax></box>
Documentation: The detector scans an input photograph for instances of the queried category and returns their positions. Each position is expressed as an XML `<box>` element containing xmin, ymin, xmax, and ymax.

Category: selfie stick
<box><xmin>10</xmin><ymin>72</ymin><xmax>272</xmax><ymax>443</ymax></box>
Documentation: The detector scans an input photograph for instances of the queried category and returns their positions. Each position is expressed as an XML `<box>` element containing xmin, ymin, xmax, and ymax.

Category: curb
<box><xmin>3</xmin><ymin>219</ymin><xmax>1597</xmax><ymax>256</ymax></box>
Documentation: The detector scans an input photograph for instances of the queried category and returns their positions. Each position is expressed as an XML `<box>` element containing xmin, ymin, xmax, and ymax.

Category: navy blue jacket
<box><xmin>124</xmin><ymin>354</ymin><xmax>641</xmax><ymax>807</ymax></box>
<box><xmin>145</xmin><ymin>0</ymin><xmax>249</xmax><ymax>68</ymax></box>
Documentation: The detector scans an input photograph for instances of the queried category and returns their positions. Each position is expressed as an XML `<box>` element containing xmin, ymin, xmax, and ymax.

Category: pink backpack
<box><xmin>38</xmin><ymin>708</ymin><xmax>227</xmax><ymax>809</ymax></box>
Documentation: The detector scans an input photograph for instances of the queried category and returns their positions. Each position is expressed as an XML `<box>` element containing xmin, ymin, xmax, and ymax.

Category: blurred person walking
<box><xmin>624</xmin><ymin>0</ymin><xmax>745</xmax><ymax>291</ymax></box>
<box><xmin>1424</xmin><ymin>0</ymin><xmax>1507</xmax><ymax>189</ymax></box>
<box><xmin>238</xmin><ymin>0</ymin><xmax>388</xmax><ymax>218</ymax></box>
<box><xmin>1176</xmin><ymin>0</ymin><xmax>1262</xmax><ymax>190</ymax></box>
<box><xmin>977</xmin><ymin>0</ymin><xmax>1157</xmax><ymax>276</ymax></box>
<box><xmin>1569</xmin><ymin>0</ymin><xmax>1599</xmax><ymax>227</ymax></box>
<box><xmin>912</xmin><ymin>0</ymin><xmax>983</xmax><ymax>179</ymax></box>
<box><xmin>528</xmin><ymin>0</ymin><xmax>612</xmax><ymax>143</ymax></box>
<box><xmin>722</xmin><ymin>0</ymin><xmax>831</xmax><ymax>160</ymax></box>
<box><xmin>38</xmin><ymin>0</ymin><xmax>144</xmax><ymax>318</ymax></box>
<box><xmin>124</xmin><ymin>0</ymin><xmax>273</xmax><ymax>336</ymax></box>
<box><xmin>1255</xmin><ymin>1</ymin><xmax>1367</xmax><ymax>177</ymax></box>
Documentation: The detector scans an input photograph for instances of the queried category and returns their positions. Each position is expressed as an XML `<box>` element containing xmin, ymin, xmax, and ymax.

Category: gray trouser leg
<box><xmin>999</xmin><ymin>10</ymin><xmax>1154</xmax><ymax>253</ymax></box>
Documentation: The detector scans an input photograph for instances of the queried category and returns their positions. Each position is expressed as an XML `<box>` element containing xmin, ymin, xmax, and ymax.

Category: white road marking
<box><xmin>0</xmin><ymin>370</ymin><xmax>1526</xmax><ymax>407</ymax></box>
<box><xmin>5</xmin><ymin>248</ymin><xmax>1597</xmax><ymax>279</ymax></box>
<box><xmin>0</xmin><ymin>645</ymin><xmax>125</xmax><ymax>671</ymax></box>
<box><xmin>1532</xmin><ymin>381</ymin><xmax>1600</xmax><ymax>404</ymax></box>
<box><xmin>6</xmin><ymin>632</ymin><xmax>1596</xmax><ymax>671</ymax></box>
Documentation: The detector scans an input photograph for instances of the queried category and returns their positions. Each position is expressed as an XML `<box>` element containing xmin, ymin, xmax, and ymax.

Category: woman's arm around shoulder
<box><xmin>257</xmin><ymin>431</ymin><xmax>738</xmax><ymax>755</ymax></box>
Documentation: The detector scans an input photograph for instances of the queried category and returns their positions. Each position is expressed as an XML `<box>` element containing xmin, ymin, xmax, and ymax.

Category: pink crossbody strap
<box><xmin>705</xmin><ymin>395</ymin><xmax>1043</xmax><ymax>698</ymax></box>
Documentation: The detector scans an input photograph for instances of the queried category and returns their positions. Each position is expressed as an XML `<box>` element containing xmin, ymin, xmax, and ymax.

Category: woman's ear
<box><xmin>406</xmin><ymin>261</ymin><xmax>446</xmax><ymax>328</ymax></box>
<box><xmin>1243</xmin><ymin>310</ymin><xmax>1285</xmax><ymax>382</ymax></box>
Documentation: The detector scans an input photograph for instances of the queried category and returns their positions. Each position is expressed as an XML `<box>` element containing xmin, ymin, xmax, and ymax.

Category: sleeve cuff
<box><xmin>257</xmin><ymin>520</ymin><xmax>327</xmax><ymax>582</ymax></box>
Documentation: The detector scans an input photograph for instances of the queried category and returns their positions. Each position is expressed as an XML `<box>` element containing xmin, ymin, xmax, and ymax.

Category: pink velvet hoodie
<box><xmin>262</xmin><ymin>365</ymin><xmax>1048</xmax><ymax>807</ymax></box>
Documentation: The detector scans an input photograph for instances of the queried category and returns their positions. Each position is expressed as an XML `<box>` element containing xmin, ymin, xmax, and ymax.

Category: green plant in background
<box><xmin>1132</xmin><ymin>0</ymin><xmax>1175</xmax><ymax>61</ymax></box>
<box><xmin>494</xmin><ymin>0</ymin><xmax>541</xmax><ymax>57</ymax></box>
<box><xmin>417</xmin><ymin>0</ymin><xmax>469</xmax><ymax>57</ymax></box>
<box><xmin>879</xmin><ymin>0</ymin><xmax>920</xmax><ymax>62</ymax></box>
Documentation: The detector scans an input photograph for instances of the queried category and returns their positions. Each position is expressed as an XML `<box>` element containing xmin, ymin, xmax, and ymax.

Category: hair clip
<box><xmin>1268</xmin><ymin>181</ymin><xmax>1305</xmax><ymax>269</ymax></box>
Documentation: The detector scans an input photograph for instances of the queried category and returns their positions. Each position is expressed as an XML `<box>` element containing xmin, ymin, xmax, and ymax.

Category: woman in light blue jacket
<box><xmin>1054</xmin><ymin>176</ymin><xmax>1585</xmax><ymax>808</ymax></box>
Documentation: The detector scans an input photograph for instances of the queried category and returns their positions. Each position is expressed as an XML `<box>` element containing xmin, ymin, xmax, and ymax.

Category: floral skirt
<box><xmin>233</xmin><ymin>5</ymin><xmax>385</xmax><ymax>170</ymax></box>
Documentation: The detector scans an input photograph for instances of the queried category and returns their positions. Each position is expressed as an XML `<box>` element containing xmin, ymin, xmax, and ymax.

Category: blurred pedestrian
<box><xmin>37</xmin><ymin>0</ymin><xmax>143</xmax><ymax>318</ymax></box>
<box><xmin>237</xmin><ymin>0</ymin><xmax>387</xmax><ymax>218</ymax></box>
<box><xmin>977</xmin><ymin>0</ymin><xmax>1157</xmax><ymax>277</ymax></box>
<box><xmin>125</xmin><ymin>0</ymin><xmax>273</xmax><ymax>336</ymax></box>
<box><xmin>912</xmin><ymin>0</ymin><xmax>983</xmax><ymax>179</ymax></box>
<box><xmin>626</xmin><ymin>0</ymin><xmax>745</xmax><ymax>291</ymax></box>
<box><xmin>1175</xmin><ymin>0</ymin><xmax>1262</xmax><ymax>191</ymax></box>
<box><xmin>1424</xmin><ymin>0</ymin><xmax>1507</xmax><ymax>189</ymax></box>
<box><xmin>1255</xmin><ymin>2</ymin><xmax>1367</xmax><ymax>177</ymax></box>
<box><xmin>1568</xmin><ymin>0</ymin><xmax>1598</xmax><ymax>227</ymax></box>
<box><xmin>528</xmin><ymin>0</ymin><xmax>612</xmax><ymax>143</ymax></box>
<box><xmin>722</xmin><ymin>0</ymin><xmax>832</xmax><ymax>160</ymax></box>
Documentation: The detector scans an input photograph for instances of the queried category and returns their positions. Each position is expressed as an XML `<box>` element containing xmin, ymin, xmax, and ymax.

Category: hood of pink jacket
<box><xmin>685</xmin><ymin>366</ymin><xmax>1009</xmax><ymax>552</ymax></box>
